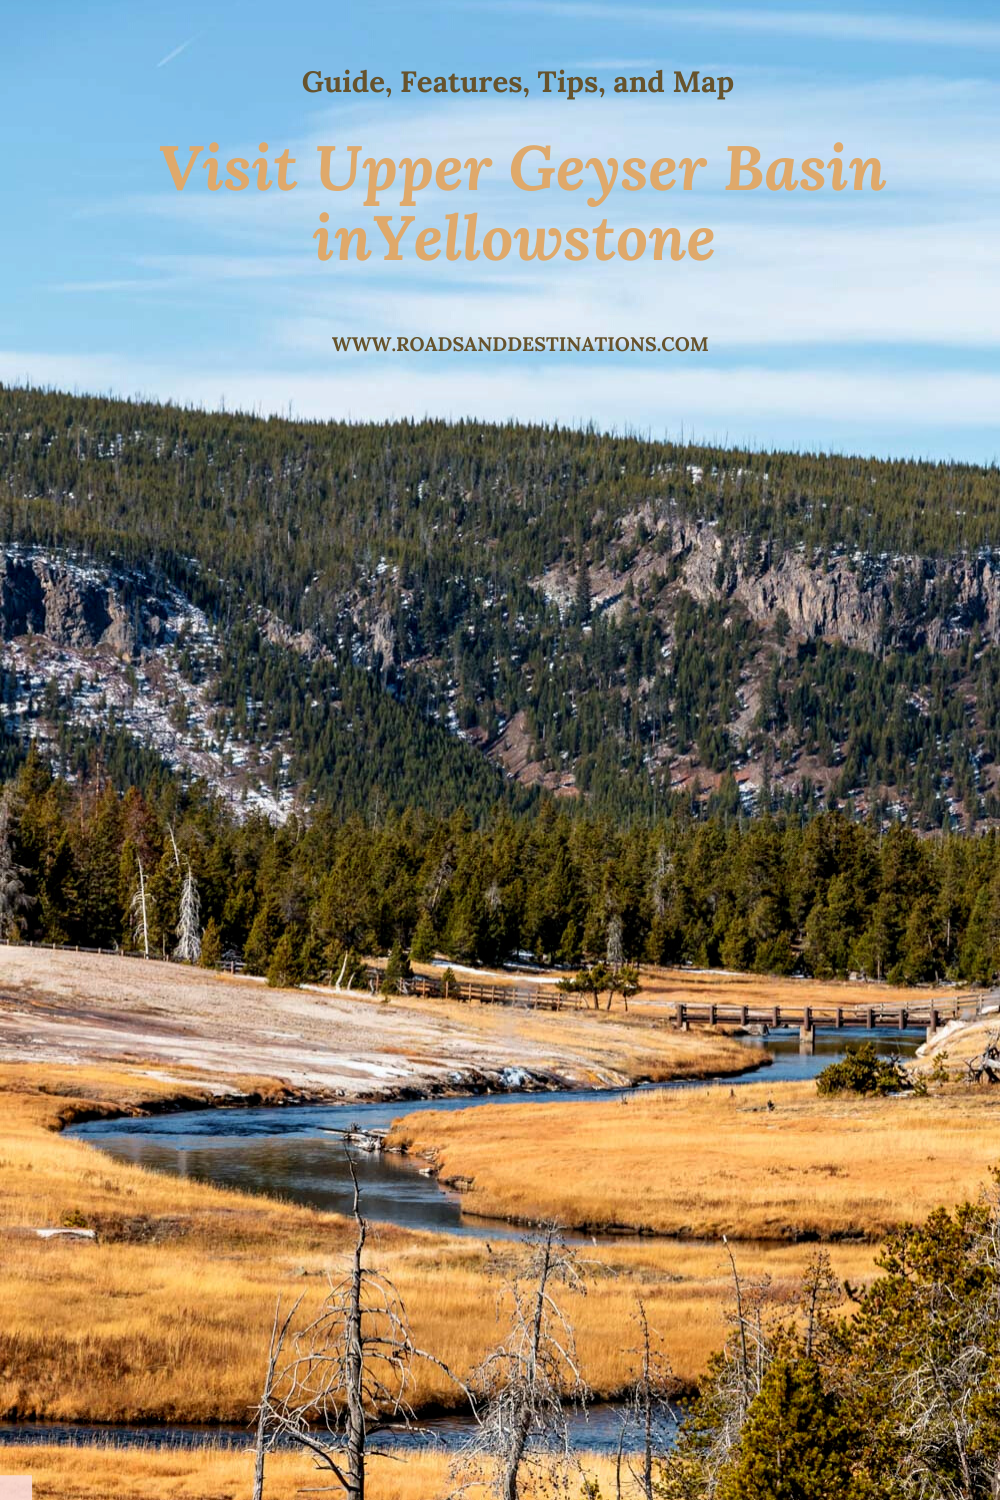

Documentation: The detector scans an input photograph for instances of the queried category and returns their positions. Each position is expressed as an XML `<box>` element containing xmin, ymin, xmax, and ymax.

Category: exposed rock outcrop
<box><xmin>259</xmin><ymin>610</ymin><xmax>332</xmax><ymax>663</ymax></box>
<box><xmin>535</xmin><ymin>517</ymin><xmax>1000</xmax><ymax>658</ymax></box>
<box><xmin>0</xmin><ymin>553</ymin><xmax>155</xmax><ymax>656</ymax></box>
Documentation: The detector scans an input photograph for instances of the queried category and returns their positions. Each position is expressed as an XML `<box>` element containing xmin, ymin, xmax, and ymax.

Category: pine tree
<box><xmin>0</xmin><ymin>790</ymin><xmax>30</xmax><ymax>941</ymax></box>
<box><xmin>575</xmin><ymin>560</ymin><xmax>592</xmax><ymax>624</ymax></box>
<box><xmin>409</xmin><ymin>910</ymin><xmax>436</xmax><ymax>962</ymax></box>
<box><xmin>244</xmin><ymin>903</ymin><xmax>281</xmax><ymax>976</ymax></box>
<box><xmin>382</xmin><ymin>939</ymin><xmax>411</xmax><ymax>996</ymax></box>
<box><xmin>267</xmin><ymin>930</ymin><xmax>303</xmax><ymax>988</ymax></box>
<box><xmin>717</xmin><ymin>1357</ymin><xmax>860</xmax><ymax>1500</ymax></box>
<box><xmin>199</xmin><ymin>916</ymin><xmax>223</xmax><ymax>969</ymax></box>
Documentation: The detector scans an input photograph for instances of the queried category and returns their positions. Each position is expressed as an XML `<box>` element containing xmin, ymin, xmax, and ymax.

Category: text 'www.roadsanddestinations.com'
<box><xmin>331</xmin><ymin>334</ymin><xmax>708</xmax><ymax>353</ymax></box>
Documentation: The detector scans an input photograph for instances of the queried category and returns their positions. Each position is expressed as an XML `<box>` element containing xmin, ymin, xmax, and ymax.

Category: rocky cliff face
<box><xmin>674</xmin><ymin>525</ymin><xmax>1000</xmax><ymax>655</ymax></box>
<box><xmin>0</xmin><ymin>553</ymin><xmax>167</xmax><ymax>657</ymax></box>
<box><xmin>539</xmin><ymin>515</ymin><xmax>1000</xmax><ymax>658</ymax></box>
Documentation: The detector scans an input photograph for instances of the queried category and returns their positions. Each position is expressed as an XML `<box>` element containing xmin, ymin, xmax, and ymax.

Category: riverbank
<box><xmin>0</xmin><ymin>945</ymin><xmax>756</xmax><ymax>1093</ymax></box>
<box><xmin>387</xmin><ymin>1076</ymin><xmax>1000</xmax><ymax>1240</ymax></box>
<box><xmin>0</xmin><ymin>1060</ymin><xmax>878</xmax><ymax>1426</ymax></box>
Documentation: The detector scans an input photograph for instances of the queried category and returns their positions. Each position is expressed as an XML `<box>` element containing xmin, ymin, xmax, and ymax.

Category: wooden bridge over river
<box><xmin>672</xmin><ymin>991</ymin><xmax>999</xmax><ymax>1050</ymax></box>
<box><xmin>362</xmin><ymin>963</ymin><xmax>999</xmax><ymax>1051</ymax></box>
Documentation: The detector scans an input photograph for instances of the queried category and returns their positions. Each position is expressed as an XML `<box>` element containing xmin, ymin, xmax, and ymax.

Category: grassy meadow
<box><xmin>0</xmin><ymin>1444</ymin><xmax>635</xmax><ymax>1498</ymax></box>
<box><xmin>387</xmin><ymin>1077</ymin><xmax>1000</xmax><ymax>1240</ymax></box>
<box><xmin>0</xmin><ymin>1061</ymin><xmax>881</xmax><ymax>1428</ymax></box>
<box><xmin>0</xmin><ymin>972</ymin><xmax>993</xmax><ymax>1496</ymax></box>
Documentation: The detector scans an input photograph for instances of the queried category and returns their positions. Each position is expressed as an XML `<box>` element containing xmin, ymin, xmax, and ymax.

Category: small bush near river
<box><xmin>816</xmin><ymin>1041</ymin><xmax>910</xmax><ymax>1096</ymax></box>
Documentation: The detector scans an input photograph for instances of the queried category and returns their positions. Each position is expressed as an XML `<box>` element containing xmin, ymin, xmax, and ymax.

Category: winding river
<box><xmin>69</xmin><ymin>1028</ymin><xmax>918</xmax><ymax>1241</ymax></box>
<box><xmin>35</xmin><ymin>1027</ymin><xmax>916</xmax><ymax>1455</ymax></box>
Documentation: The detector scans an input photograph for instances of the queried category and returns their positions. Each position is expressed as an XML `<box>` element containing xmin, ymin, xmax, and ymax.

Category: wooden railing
<box><xmin>672</xmin><ymin>993</ymin><xmax>995</xmax><ymax>1033</ymax></box>
<box><xmin>363</xmin><ymin>967</ymin><xmax>567</xmax><ymax>1008</ymax></box>
<box><xmin>0</xmin><ymin>937</ymin><xmax>243</xmax><ymax>972</ymax></box>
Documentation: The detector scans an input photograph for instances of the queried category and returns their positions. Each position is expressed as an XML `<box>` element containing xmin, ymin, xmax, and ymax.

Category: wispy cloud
<box><xmin>486</xmin><ymin>4</ymin><xmax>1000</xmax><ymax>49</ymax></box>
<box><xmin>156</xmin><ymin>35</ymin><xmax>198</xmax><ymax>68</ymax></box>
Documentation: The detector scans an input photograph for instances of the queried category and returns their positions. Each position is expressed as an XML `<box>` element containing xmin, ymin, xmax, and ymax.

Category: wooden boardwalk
<box><xmin>365</xmin><ymin>967</ymin><xmax>565</xmax><ymax>1009</ymax></box>
<box><xmin>364</xmin><ymin>967</ymin><xmax>1000</xmax><ymax>1038</ymax></box>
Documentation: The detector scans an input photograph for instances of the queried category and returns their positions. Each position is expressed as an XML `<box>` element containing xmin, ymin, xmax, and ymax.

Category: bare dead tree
<box><xmin>614</xmin><ymin>1297</ymin><xmax>677</xmax><ymax>1500</ymax></box>
<box><xmin>174</xmin><ymin>861</ymin><xmax>201</xmax><ymax>963</ymax></box>
<box><xmin>455</xmin><ymin>1225</ymin><xmax>592</xmax><ymax>1500</ymax></box>
<box><xmin>798</xmin><ymin>1249</ymin><xmax>841</xmax><ymax>1361</ymax></box>
<box><xmin>651</xmin><ymin>845</ymin><xmax>669</xmax><ymax>922</ymax></box>
<box><xmin>606</xmin><ymin>915</ymin><xmax>624</xmax><ymax>973</ymax></box>
<box><xmin>129</xmin><ymin>854</ymin><xmax>150</xmax><ymax>958</ymax></box>
<box><xmin>253</xmin><ymin>1161</ymin><xmax>467</xmax><ymax>1499</ymax></box>
<box><xmin>252</xmin><ymin>1297</ymin><xmax>302</xmax><ymax>1500</ymax></box>
<box><xmin>657</xmin><ymin>1238</ymin><xmax>777</xmax><ymax>1496</ymax></box>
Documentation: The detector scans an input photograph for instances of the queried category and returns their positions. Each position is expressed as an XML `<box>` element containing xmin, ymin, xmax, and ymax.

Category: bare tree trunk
<box><xmin>252</xmin><ymin>1343</ymin><xmax>275</xmax><ymax>1500</ymax></box>
<box><xmin>640</xmin><ymin>1318</ymin><xmax>654</xmax><ymax>1500</ymax></box>
<box><xmin>620</xmin><ymin>1296</ymin><xmax>657</xmax><ymax>1500</ymax></box>
<box><xmin>252</xmin><ymin>1298</ymin><xmax>300</xmax><ymax>1500</ymax></box>
<box><xmin>345</xmin><ymin>1180</ymin><xmax>368</xmax><ymax>1500</ymax></box>
<box><xmin>252</xmin><ymin>1405</ymin><xmax>268</xmax><ymax>1500</ymax></box>
<box><xmin>130</xmin><ymin>856</ymin><xmax>150</xmax><ymax>959</ymax></box>
<box><xmin>501</xmin><ymin>1230</ymin><xmax>554</xmax><ymax>1500</ymax></box>
<box><xmin>137</xmin><ymin>857</ymin><xmax>149</xmax><ymax>959</ymax></box>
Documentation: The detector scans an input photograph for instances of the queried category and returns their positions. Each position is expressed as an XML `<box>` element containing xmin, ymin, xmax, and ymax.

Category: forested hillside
<box><xmin>3</xmin><ymin>747</ymin><xmax>1000</xmax><ymax>985</ymax></box>
<box><xmin>4</xmin><ymin>383</ymin><xmax>1000</xmax><ymax>826</ymax></box>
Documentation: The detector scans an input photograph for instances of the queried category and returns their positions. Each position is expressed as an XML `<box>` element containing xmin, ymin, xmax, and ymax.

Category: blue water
<box><xmin>70</xmin><ymin>1029</ymin><xmax>917</xmax><ymax>1239</ymax></box>
<box><xmin>0</xmin><ymin>1403</ymin><xmax>657</xmax><ymax>1455</ymax></box>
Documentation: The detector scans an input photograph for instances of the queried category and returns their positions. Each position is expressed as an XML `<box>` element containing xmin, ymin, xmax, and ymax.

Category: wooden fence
<box><xmin>363</xmin><ymin>966</ymin><xmax>567</xmax><ymax>1008</ymax></box>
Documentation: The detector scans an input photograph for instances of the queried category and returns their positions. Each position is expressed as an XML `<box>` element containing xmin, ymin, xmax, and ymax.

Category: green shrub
<box><xmin>410</xmin><ymin>911</ymin><xmax>436</xmax><ymax>962</ymax></box>
<box><xmin>816</xmin><ymin>1041</ymin><xmax>908</xmax><ymax>1097</ymax></box>
<box><xmin>199</xmin><ymin>917</ymin><xmax>223</xmax><ymax>969</ymax></box>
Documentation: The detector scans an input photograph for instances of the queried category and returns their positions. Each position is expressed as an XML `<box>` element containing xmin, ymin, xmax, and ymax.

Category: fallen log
<box><xmin>4</xmin><ymin>1227</ymin><xmax>98</xmax><ymax>1242</ymax></box>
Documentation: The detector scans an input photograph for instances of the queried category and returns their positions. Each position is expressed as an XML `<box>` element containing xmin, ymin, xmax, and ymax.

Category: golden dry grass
<box><xmin>388</xmin><ymin>1078</ymin><xmax>1000</xmax><ymax>1241</ymax></box>
<box><xmin>0</xmin><ymin>1444</ymin><xmax>632</xmax><ymax>1498</ymax></box>
<box><xmin>626</xmin><ymin>966</ymin><xmax>976</xmax><ymax>1014</ymax></box>
<box><xmin>0</xmin><ymin>1062</ymin><xmax>878</xmax><ymax>1425</ymax></box>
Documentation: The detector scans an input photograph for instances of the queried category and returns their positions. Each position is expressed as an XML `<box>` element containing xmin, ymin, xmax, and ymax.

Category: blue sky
<box><xmin>4</xmin><ymin>1</ymin><xmax>1000</xmax><ymax>461</ymax></box>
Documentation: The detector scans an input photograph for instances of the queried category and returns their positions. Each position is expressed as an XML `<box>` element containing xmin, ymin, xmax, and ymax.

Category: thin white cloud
<box><xmin>483</xmin><ymin>4</ymin><xmax>1000</xmax><ymax>49</ymax></box>
<box><xmin>156</xmin><ymin>35</ymin><xmax>197</xmax><ymax>68</ymax></box>
<box><xmin>19</xmin><ymin>44</ymin><xmax>1000</xmax><ymax>460</ymax></box>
